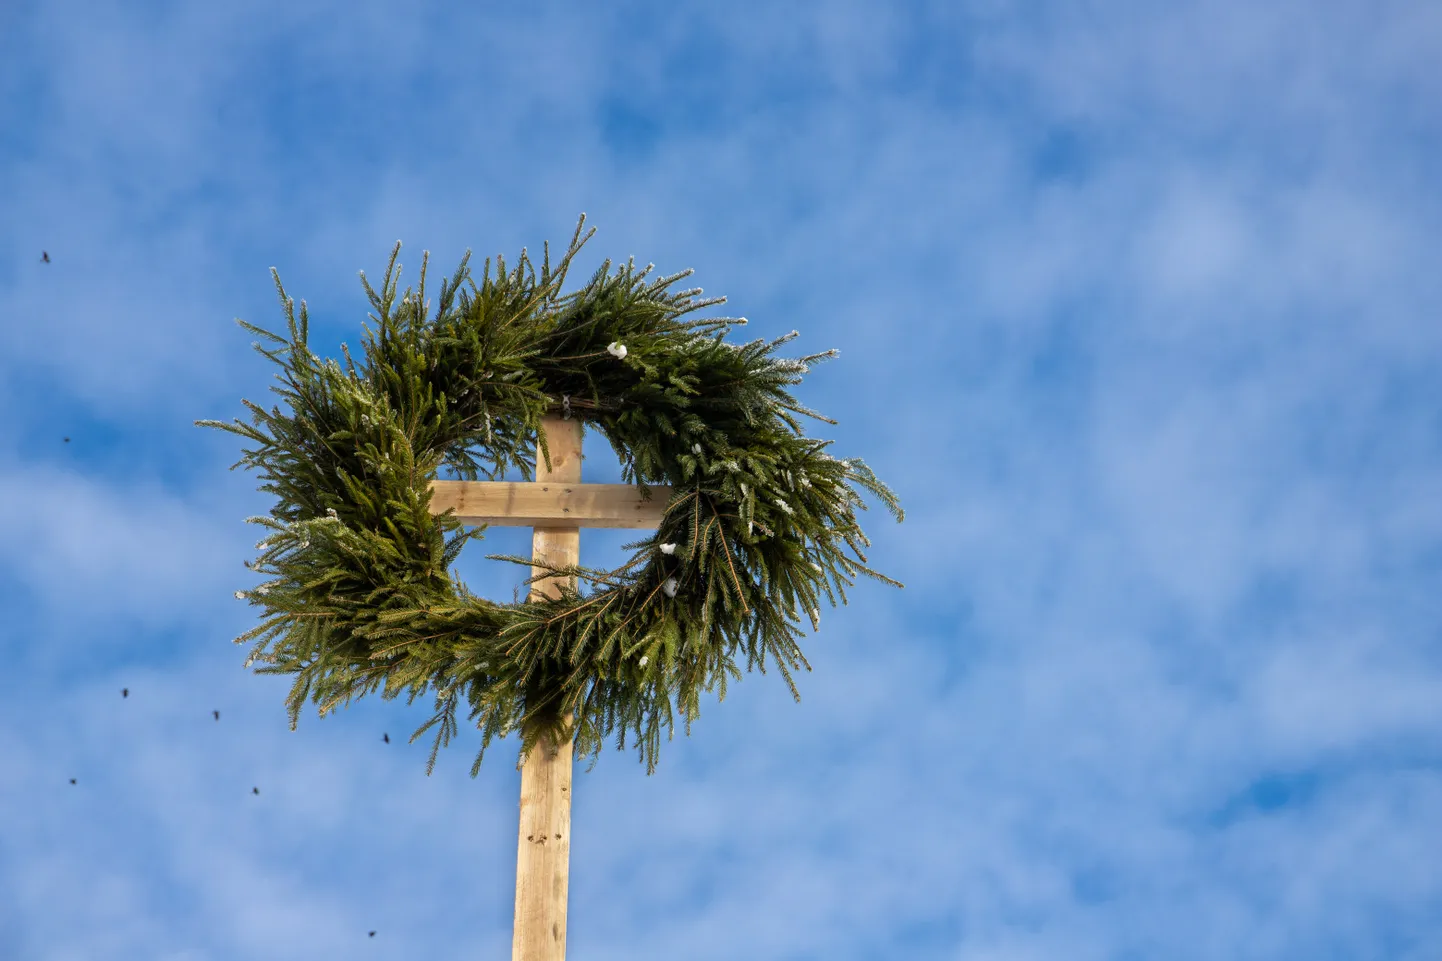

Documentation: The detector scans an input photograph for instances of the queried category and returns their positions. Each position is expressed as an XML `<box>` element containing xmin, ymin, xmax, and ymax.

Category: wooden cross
<box><xmin>427</xmin><ymin>415</ymin><xmax>672</xmax><ymax>961</ymax></box>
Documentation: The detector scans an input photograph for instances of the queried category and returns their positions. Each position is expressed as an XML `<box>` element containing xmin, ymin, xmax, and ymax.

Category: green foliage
<box><xmin>197</xmin><ymin>215</ymin><xmax>904</xmax><ymax>775</ymax></box>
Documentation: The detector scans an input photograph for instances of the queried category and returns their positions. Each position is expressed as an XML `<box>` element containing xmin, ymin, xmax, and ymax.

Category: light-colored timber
<box><xmin>513</xmin><ymin>416</ymin><xmax>581</xmax><ymax>961</ymax></box>
<box><xmin>428</xmin><ymin>479</ymin><xmax>673</xmax><ymax>529</ymax></box>
<box><xmin>426</xmin><ymin>417</ymin><xmax>673</xmax><ymax>959</ymax></box>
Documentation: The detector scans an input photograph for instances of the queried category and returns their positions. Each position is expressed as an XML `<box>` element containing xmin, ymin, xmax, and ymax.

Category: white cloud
<box><xmin>0</xmin><ymin>462</ymin><xmax>254</xmax><ymax>635</ymax></box>
<box><xmin>1</xmin><ymin>0</ymin><xmax>1440</xmax><ymax>958</ymax></box>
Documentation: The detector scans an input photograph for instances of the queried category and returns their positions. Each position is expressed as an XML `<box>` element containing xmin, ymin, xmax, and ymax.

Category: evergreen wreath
<box><xmin>197</xmin><ymin>216</ymin><xmax>904</xmax><ymax>776</ymax></box>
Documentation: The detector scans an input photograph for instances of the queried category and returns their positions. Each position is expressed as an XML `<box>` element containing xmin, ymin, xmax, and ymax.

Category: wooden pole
<box><xmin>512</xmin><ymin>415</ymin><xmax>581</xmax><ymax>961</ymax></box>
<box><xmin>424</xmin><ymin>416</ymin><xmax>669</xmax><ymax>957</ymax></box>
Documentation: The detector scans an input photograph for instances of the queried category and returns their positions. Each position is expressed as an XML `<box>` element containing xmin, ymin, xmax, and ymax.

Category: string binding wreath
<box><xmin>197</xmin><ymin>215</ymin><xmax>904</xmax><ymax>775</ymax></box>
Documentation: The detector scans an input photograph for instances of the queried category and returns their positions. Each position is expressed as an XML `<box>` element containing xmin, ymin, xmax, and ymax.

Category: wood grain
<box><xmin>512</xmin><ymin>416</ymin><xmax>581</xmax><ymax>961</ymax></box>
<box><xmin>428</xmin><ymin>480</ymin><xmax>672</xmax><ymax>529</ymax></box>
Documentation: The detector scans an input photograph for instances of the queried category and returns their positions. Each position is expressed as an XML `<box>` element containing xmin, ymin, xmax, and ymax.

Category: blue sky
<box><xmin>2</xmin><ymin>1</ymin><xmax>1440</xmax><ymax>958</ymax></box>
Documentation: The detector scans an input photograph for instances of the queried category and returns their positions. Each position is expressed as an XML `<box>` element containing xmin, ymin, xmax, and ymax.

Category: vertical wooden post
<box><xmin>512</xmin><ymin>415</ymin><xmax>581</xmax><ymax>961</ymax></box>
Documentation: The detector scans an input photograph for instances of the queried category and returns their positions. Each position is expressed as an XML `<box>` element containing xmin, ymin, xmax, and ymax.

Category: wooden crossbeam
<box><xmin>428</xmin><ymin>479</ymin><xmax>673</xmax><ymax>529</ymax></box>
<box><xmin>429</xmin><ymin>417</ymin><xmax>675</xmax><ymax>961</ymax></box>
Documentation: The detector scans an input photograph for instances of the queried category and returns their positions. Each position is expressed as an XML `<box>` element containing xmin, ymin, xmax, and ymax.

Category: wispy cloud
<box><xmin>1</xmin><ymin>1</ymin><xmax>1439</xmax><ymax>959</ymax></box>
